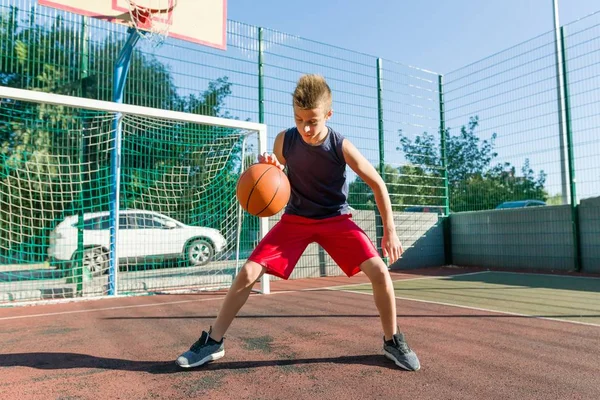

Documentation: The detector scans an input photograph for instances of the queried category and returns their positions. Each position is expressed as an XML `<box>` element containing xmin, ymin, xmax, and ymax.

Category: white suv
<box><xmin>48</xmin><ymin>210</ymin><xmax>227</xmax><ymax>275</ymax></box>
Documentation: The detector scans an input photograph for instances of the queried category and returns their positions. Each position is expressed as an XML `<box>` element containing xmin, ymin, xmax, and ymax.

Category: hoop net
<box><xmin>128</xmin><ymin>0</ymin><xmax>177</xmax><ymax>45</ymax></box>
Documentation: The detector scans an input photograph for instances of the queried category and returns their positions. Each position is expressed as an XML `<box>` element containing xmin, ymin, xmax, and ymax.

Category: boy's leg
<box><xmin>358</xmin><ymin>256</ymin><xmax>420</xmax><ymax>371</ymax></box>
<box><xmin>176</xmin><ymin>261</ymin><xmax>264</xmax><ymax>368</ymax></box>
<box><xmin>177</xmin><ymin>214</ymin><xmax>312</xmax><ymax>368</ymax></box>
<box><xmin>359</xmin><ymin>258</ymin><xmax>420</xmax><ymax>371</ymax></box>
<box><xmin>358</xmin><ymin>257</ymin><xmax>397</xmax><ymax>340</ymax></box>
<box><xmin>210</xmin><ymin>261</ymin><xmax>265</xmax><ymax>341</ymax></box>
<box><xmin>212</xmin><ymin>214</ymin><xmax>312</xmax><ymax>341</ymax></box>
<box><xmin>315</xmin><ymin>215</ymin><xmax>420</xmax><ymax>371</ymax></box>
<box><xmin>314</xmin><ymin>217</ymin><xmax>396</xmax><ymax>337</ymax></box>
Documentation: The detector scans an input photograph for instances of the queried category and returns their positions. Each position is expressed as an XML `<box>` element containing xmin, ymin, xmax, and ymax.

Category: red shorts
<box><xmin>248</xmin><ymin>213</ymin><xmax>380</xmax><ymax>280</ymax></box>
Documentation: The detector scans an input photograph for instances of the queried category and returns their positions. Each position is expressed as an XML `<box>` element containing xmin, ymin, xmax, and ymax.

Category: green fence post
<box><xmin>258</xmin><ymin>27</ymin><xmax>265</xmax><ymax>124</ymax></box>
<box><xmin>78</xmin><ymin>15</ymin><xmax>90</xmax><ymax>290</ymax></box>
<box><xmin>560</xmin><ymin>26</ymin><xmax>581</xmax><ymax>272</ymax></box>
<box><xmin>70</xmin><ymin>15</ymin><xmax>91</xmax><ymax>292</ymax></box>
<box><xmin>319</xmin><ymin>247</ymin><xmax>327</xmax><ymax>277</ymax></box>
<box><xmin>67</xmin><ymin>126</ymin><xmax>91</xmax><ymax>289</ymax></box>
<box><xmin>439</xmin><ymin>74</ymin><xmax>452</xmax><ymax>265</ymax></box>
<box><xmin>375</xmin><ymin>58</ymin><xmax>386</xmax><ymax>264</ymax></box>
<box><xmin>80</xmin><ymin>15</ymin><xmax>89</xmax><ymax>96</ymax></box>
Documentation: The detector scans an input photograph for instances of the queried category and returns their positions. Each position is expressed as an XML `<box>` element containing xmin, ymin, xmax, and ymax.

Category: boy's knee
<box><xmin>237</xmin><ymin>261</ymin><xmax>265</xmax><ymax>287</ymax></box>
<box><xmin>360</xmin><ymin>258</ymin><xmax>389</xmax><ymax>285</ymax></box>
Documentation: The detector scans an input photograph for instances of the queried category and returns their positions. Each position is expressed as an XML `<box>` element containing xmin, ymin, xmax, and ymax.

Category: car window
<box><xmin>137</xmin><ymin>214</ymin><xmax>165</xmax><ymax>229</ymax></box>
<box><xmin>128</xmin><ymin>215</ymin><xmax>139</xmax><ymax>229</ymax></box>
<box><xmin>82</xmin><ymin>217</ymin><xmax>102</xmax><ymax>230</ymax></box>
<box><xmin>153</xmin><ymin>215</ymin><xmax>173</xmax><ymax>228</ymax></box>
<box><xmin>98</xmin><ymin>216</ymin><xmax>111</xmax><ymax>230</ymax></box>
<box><xmin>119</xmin><ymin>215</ymin><xmax>138</xmax><ymax>229</ymax></box>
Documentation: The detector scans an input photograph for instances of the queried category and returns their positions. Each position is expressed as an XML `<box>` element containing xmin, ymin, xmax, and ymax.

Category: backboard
<box><xmin>38</xmin><ymin>0</ymin><xmax>227</xmax><ymax>49</ymax></box>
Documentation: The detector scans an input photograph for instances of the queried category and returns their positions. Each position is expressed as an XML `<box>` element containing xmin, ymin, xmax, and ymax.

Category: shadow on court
<box><xmin>0</xmin><ymin>352</ymin><xmax>399</xmax><ymax>374</ymax></box>
<box><xmin>1</xmin><ymin>267</ymin><xmax>600</xmax><ymax>399</ymax></box>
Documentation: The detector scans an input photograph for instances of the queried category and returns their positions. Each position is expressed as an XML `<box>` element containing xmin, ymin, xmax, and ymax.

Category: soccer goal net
<box><xmin>0</xmin><ymin>86</ymin><xmax>269</xmax><ymax>303</ymax></box>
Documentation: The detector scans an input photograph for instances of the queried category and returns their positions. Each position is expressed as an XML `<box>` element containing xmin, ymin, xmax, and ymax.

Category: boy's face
<box><xmin>293</xmin><ymin>102</ymin><xmax>332</xmax><ymax>145</ymax></box>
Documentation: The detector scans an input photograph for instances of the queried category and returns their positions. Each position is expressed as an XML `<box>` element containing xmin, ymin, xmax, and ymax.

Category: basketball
<box><xmin>236</xmin><ymin>163</ymin><xmax>291</xmax><ymax>217</ymax></box>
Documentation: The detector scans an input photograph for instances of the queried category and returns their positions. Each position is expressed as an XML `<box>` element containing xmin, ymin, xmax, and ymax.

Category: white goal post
<box><xmin>0</xmin><ymin>86</ymin><xmax>270</xmax><ymax>300</ymax></box>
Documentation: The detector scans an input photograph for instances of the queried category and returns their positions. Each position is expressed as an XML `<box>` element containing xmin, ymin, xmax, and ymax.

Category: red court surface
<box><xmin>1</xmin><ymin>267</ymin><xmax>599</xmax><ymax>399</ymax></box>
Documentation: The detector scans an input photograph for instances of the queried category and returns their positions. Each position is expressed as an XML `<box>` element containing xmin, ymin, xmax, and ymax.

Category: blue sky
<box><xmin>228</xmin><ymin>0</ymin><xmax>599</xmax><ymax>73</ymax></box>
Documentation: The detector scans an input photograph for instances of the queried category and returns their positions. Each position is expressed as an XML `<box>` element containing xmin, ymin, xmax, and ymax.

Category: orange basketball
<box><xmin>236</xmin><ymin>163</ymin><xmax>291</xmax><ymax>217</ymax></box>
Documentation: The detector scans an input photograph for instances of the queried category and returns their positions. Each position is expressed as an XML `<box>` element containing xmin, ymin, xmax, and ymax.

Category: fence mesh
<box><xmin>0</xmin><ymin>90</ymin><xmax>263</xmax><ymax>301</ymax></box>
<box><xmin>563</xmin><ymin>12</ymin><xmax>600</xmax><ymax>201</ymax></box>
<box><xmin>444</xmin><ymin>30</ymin><xmax>563</xmax><ymax>212</ymax></box>
<box><xmin>2</xmin><ymin>0</ymin><xmax>600</xmax><ymax>302</ymax></box>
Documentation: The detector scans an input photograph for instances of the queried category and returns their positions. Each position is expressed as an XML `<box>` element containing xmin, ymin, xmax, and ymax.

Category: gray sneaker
<box><xmin>383</xmin><ymin>331</ymin><xmax>420</xmax><ymax>371</ymax></box>
<box><xmin>176</xmin><ymin>330</ymin><xmax>225</xmax><ymax>368</ymax></box>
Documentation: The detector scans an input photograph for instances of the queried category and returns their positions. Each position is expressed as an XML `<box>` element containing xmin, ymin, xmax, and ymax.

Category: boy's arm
<box><xmin>342</xmin><ymin>138</ymin><xmax>403</xmax><ymax>264</ymax></box>
<box><xmin>259</xmin><ymin>130</ymin><xmax>286</xmax><ymax>169</ymax></box>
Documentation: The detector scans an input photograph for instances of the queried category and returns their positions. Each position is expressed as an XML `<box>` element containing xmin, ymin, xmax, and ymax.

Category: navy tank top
<box><xmin>282</xmin><ymin>126</ymin><xmax>350</xmax><ymax>219</ymax></box>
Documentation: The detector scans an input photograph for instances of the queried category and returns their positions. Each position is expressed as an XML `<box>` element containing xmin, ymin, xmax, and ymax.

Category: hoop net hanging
<box><xmin>128</xmin><ymin>0</ymin><xmax>177</xmax><ymax>45</ymax></box>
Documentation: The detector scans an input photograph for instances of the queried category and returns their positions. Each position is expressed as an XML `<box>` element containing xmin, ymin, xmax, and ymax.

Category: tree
<box><xmin>120</xmin><ymin>76</ymin><xmax>246</xmax><ymax>235</ymax></box>
<box><xmin>0</xmin><ymin>10</ymin><xmax>93</xmax><ymax>262</ymax></box>
<box><xmin>87</xmin><ymin>38</ymin><xmax>180</xmax><ymax>108</ymax></box>
<box><xmin>0</xmin><ymin>10</ymin><xmax>246</xmax><ymax>262</ymax></box>
<box><xmin>347</xmin><ymin>163</ymin><xmax>445</xmax><ymax>212</ymax></box>
<box><xmin>451</xmin><ymin>159</ymin><xmax>547</xmax><ymax>211</ymax></box>
<box><xmin>396</xmin><ymin>116</ymin><xmax>548</xmax><ymax>212</ymax></box>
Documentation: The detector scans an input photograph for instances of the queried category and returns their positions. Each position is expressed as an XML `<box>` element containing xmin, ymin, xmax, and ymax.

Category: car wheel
<box><xmin>186</xmin><ymin>238</ymin><xmax>214</xmax><ymax>266</ymax></box>
<box><xmin>83</xmin><ymin>247</ymin><xmax>108</xmax><ymax>276</ymax></box>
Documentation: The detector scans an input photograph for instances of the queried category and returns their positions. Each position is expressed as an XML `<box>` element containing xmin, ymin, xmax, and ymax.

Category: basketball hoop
<box><xmin>127</xmin><ymin>0</ymin><xmax>177</xmax><ymax>45</ymax></box>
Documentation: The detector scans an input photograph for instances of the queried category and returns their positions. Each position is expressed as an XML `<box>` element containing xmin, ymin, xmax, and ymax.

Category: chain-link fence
<box><xmin>2</xmin><ymin>1</ymin><xmax>600</xmax><ymax>303</ymax></box>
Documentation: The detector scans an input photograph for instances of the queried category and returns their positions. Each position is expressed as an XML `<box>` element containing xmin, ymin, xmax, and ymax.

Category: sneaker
<box><xmin>176</xmin><ymin>329</ymin><xmax>225</xmax><ymax>368</ymax></box>
<box><xmin>383</xmin><ymin>331</ymin><xmax>420</xmax><ymax>371</ymax></box>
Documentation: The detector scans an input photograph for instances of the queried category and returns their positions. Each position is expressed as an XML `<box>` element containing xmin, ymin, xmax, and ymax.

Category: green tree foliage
<box><xmin>348</xmin><ymin>174</ymin><xmax>374</xmax><ymax>210</ymax></box>
<box><xmin>348</xmin><ymin>163</ymin><xmax>446</xmax><ymax>212</ymax></box>
<box><xmin>0</xmin><ymin>9</ymin><xmax>245</xmax><ymax>262</ymax></box>
<box><xmin>398</xmin><ymin>116</ymin><xmax>547</xmax><ymax>212</ymax></box>
<box><xmin>348</xmin><ymin>116</ymin><xmax>547</xmax><ymax>213</ymax></box>
<box><xmin>0</xmin><ymin>9</ymin><xmax>91</xmax><ymax>261</ymax></box>
<box><xmin>119</xmin><ymin>76</ymin><xmax>245</xmax><ymax>233</ymax></box>
<box><xmin>88</xmin><ymin>39</ymin><xmax>179</xmax><ymax>108</ymax></box>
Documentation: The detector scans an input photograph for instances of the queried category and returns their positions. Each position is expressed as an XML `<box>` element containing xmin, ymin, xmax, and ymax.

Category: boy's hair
<box><xmin>293</xmin><ymin>74</ymin><xmax>332</xmax><ymax>111</ymax></box>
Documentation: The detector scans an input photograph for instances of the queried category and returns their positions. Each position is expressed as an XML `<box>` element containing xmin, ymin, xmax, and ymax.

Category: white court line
<box><xmin>338</xmin><ymin>289</ymin><xmax>600</xmax><ymax>328</ymax></box>
<box><xmin>0</xmin><ymin>288</ymin><xmax>305</xmax><ymax>321</ymax></box>
<box><xmin>0</xmin><ymin>271</ymin><xmax>490</xmax><ymax>321</ymax></box>
<box><xmin>0</xmin><ymin>296</ymin><xmax>226</xmax><ymax>321</ymax></box>
<box><xmin>6</xmin><ymin>269</ymin><xmax>588</xmax><ymax>323</ymax></box>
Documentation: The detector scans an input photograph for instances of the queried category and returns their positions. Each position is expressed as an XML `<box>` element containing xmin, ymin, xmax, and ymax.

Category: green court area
<box><xmin>338</xmin><ymin>272</ymin><xmax>600</xmax><ymax>325</ymax></box>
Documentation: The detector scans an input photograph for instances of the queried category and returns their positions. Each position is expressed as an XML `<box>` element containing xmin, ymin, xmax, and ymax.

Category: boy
<box><xmin>176</xmin><ymin>74</ymin><xmax>420</xmax><ymax>371</ymax></box>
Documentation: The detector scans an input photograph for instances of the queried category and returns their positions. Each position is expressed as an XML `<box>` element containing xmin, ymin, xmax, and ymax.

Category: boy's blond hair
<box><xmin>292</xmin><ymin>74</ymin><xmax>332</xmax><ymax>111</ymax></box>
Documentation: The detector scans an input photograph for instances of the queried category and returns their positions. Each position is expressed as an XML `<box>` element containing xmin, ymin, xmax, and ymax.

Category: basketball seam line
<box><xmin>245</xmin><ymin>165</ymin><xmax>274</xmax><ymax>213</ymax></box>
<box><xmin>256</xmin><ymin>168</ymin><xmax>282</xmax><ymax>216</ymax></box>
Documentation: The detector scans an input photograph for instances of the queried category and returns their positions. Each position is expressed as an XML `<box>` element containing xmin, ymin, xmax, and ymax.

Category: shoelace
<box><xmin>190</xmin><ymin>334</ymin><xmax>209</xmax><ymax>352</ymax></box>
<box><xmin>394</xmin><ymin>337</ymin><xmax>411</xmax><ymax>354</ymax></box>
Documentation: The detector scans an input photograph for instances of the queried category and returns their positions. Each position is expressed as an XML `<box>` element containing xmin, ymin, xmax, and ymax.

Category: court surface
<box><xmin>1</xmin><ymin>267</ymin><xmax>599</xmax><ymax>399</ymax></box>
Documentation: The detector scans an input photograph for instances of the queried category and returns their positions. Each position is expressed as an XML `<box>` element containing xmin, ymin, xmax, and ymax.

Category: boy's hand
<box><xmin>381</xmin><ymin>231</ymin><xmax>403</xmax><ymax>265</ymax></box>
<box><xmin>258</xmin><ymin>153</ymin><xmax>284</xmax><ymax>170</ymax></box>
